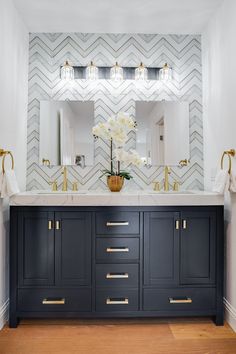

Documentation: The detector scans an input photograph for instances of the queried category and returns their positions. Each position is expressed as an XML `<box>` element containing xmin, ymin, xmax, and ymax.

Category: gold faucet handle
<box><xmin>173</xmin><ymin>181</ymin><xmax>180</xmax><ymax>192</ymax></box>
<box><xmin>72</xmin><ymin>182</ymin><xmax>78</xmax><ymax>191</ymax></box>
<box><xmin>49</xmin><ymin>180</ymin><xmax>58</xmax><ymax>191</ymax></box>
<box><xmin>153</xmin><ymin>181</ymin><xmax>161</xmax><ymax>191</ymax></box>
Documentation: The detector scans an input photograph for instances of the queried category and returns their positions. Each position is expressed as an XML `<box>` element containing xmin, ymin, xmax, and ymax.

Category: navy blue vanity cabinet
<box><xmin>17</xmin><ymin>210</ymin><xmax>55</xmax><ymax>287</ymax></box>
<box><xmin>9</xmin><ymin>206</ymin><xmax>224</xmax><ymax>328</ymax></box>
<box><xmin>54</xmin><ymin>212</ymin><xmax>92</xmax><ymax>286</ymax></box>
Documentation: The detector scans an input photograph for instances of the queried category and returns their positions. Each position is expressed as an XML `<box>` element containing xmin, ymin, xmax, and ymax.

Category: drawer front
<box><xmin>96</xmin><ymin>212</ymin><xmax>140</xmax><ymax>235</ymax></box>
<box><xmin>96</xmin><ymin>238</ymin><xmax>139</xmax><ymax>262</ymax></box>
<box><xmin>17</xmin><ymin>288</ymin><xmax>91</xmax><ymax>312</ymax></box>
<box><xmin>96</xmin><ymin>264</ymin><xmax>139</xmax><ymax>287</ymax></box>
<box><xmin>96</xmin><ymin>289</ymin><xmax>139</xmax><ymax>312</ymax></box>
<box><xmin>143</xmin><ymin>288</ymin><xmax>216</xmax><ymax>311</ymax></box>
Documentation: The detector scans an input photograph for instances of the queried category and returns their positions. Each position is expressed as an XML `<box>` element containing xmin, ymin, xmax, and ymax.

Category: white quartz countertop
<box><xmin>10</xmin><ymin>190</ymin><xmax>224</xmax><ymax>206</ymax></box>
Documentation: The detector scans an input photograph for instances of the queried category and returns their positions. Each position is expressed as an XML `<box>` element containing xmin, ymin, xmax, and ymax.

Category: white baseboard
<box><xmin>0</xmin><ymin>299</ymin><xmax>9</xmax><ymax>330</ymax></box>
<box><xmin>224</xmin><ymin>297</ymin><xmax>236</xmax><ymax>332</ymax></box>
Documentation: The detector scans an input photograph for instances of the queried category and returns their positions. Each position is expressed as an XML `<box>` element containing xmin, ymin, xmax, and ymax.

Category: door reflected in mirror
<box><xmin>39</xmin><ymin>101</ymin><xmax>94</xmax><ymax>167</ymax></box>
<box><xmin>135</xmin><ymin>101</ymin><xmax>190</xmax><ymax>166</ymax></box>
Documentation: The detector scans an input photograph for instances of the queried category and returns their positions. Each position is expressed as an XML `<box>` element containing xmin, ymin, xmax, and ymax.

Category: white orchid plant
<box><xmin>92</xmin><ymin>112</ymin><xmax>142</xmax><ymax>180</ymax></box>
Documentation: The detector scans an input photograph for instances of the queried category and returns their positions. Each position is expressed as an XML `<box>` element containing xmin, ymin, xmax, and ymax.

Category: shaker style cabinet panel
<box><xmin>180</xmin><ymin>211</ymin><xmax>216</xmax><ymax>285</ymax></box>
<box><xmin>55</xmin><ymin>212</ymin><xmax>92</xmax><ymax>286</ymax></box>
<box><xmin>18</xmin><ymin>211</ymin><xmax>55</xmax><ymax>286</ymax></box>
<box><xmin>144</xmin><ymin>212</ymin><xmax>180</xmax><ymax>286</ymax></box>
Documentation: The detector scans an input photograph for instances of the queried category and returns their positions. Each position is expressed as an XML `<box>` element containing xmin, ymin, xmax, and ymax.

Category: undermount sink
<box><xmin>148</xmin><ymin>190</ymin><xmax>195</xmax><ymax>195</ymax></box>
<box><xmin>36</xmin><ymin>190</ymin><xmax>88</xmax><ymax>195</ymax></box>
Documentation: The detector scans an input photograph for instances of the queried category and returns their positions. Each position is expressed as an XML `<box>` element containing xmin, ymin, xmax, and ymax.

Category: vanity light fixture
<box><xmin>159</xmin><ymin>63</ymin><xmax>172</xmax><ymax>81</ymax></box>
<box><xmin>60</xmin><ymin>60</ymin><xmax>74</xmax><ymax>81</ymax></box>
<box><xmin>86</xmin><ymin>61</ymin><xmax>99</xmax><ymax>80</ymax></box>
<box><xmin>110</xmin><ymin>62</ymin><xmax>123</xmax><ymax>81</ymax></box>
<box><xmin>135</xmin><ymin>62</ymin><xmax>148</xmax><ymax>81</ymax></box>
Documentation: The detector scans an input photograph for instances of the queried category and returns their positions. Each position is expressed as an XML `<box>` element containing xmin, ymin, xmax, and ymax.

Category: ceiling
<box><xmin>13</xmin><ymin>0</ymin><xmax>223</xmax><ymax>34</ymax></box>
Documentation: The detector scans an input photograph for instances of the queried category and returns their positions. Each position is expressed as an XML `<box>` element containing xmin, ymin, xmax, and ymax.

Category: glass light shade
<box><xmin>135</xmin><ymin>62</ymin><xmax>148</xmax><ymax>80</ymax></box>
<box><xmin>61</xmin><ymin>60</ymin><xmax>74</xmax><ymax>81</ymax></box>
<box><xmin>110</xmin><ymin>62</ymin><xmax>123</xmax><ymax>81</ymax></box>
<box><xmin>86</xmin><ymin>61</ymin><xmax>99</xmax><ymax>80</ymax></box>
<box><xmin>159</xmin><ymin>63</ymin><xmax>172</xmax><ymax>81</ymax></box>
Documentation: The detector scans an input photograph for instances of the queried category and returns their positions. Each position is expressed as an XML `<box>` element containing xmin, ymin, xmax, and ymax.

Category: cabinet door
<box><xmin>144</xmin><ymin>212</ymin><xmax>180</xmax><ymax>286</ymax></box>
<box><xmin>55</xmin><ymin>212</ymin><xmax>92</xmax><ymax>286</ymax></box>
<box><xmin>18</xmin><ymin>211</ymin><xmax>55</xmax><ymax>286</ymax></box>
<box><xmin>180</xmin><ymin>211</ymin><xmax>216</xmax><ymax>285</ymax></box>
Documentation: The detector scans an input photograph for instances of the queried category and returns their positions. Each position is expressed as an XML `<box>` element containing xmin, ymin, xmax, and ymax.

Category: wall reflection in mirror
<box><xmin>39</xmin><ymin>101</ymin><xmax>94</xmax><ymax>167</ymax></box>
<box><xmin>135</xmin><ymin>101</ymin><xmax>190</xmax><ymax>166</ymax></box>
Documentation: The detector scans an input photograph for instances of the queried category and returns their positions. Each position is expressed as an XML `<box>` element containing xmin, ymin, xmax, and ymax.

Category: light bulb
<box><xmin>159</xmin><ymin>63</ymin><xmax>172</xmax><ymax>81</ymax></box>
<box><xmin>60</xmin><ymin>60</ymin><xmax>74</xmax><ymax>81</ymax></box>
<box><xmin>135</xmin><ymin>62</ymin><xmax>148</xmax><ymax>81</ymax></box>
<box><xmin>110</xmin><ymin>62</ymin><xmax>123</xmax><ymax>81</ymax></box>
<box><xmin>86</xmin><ymin>61</ymin><xmax>99</xmax><ymax>80</ymax></box>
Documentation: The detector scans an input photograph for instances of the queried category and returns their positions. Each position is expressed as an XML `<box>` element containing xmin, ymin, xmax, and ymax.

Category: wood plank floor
<box><xmin>0</xmin><ymin>318</ymin><xmax>236</xmax><ymax>354</ymax></box>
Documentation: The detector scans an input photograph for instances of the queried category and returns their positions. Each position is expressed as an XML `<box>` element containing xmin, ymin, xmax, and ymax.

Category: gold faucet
<box><xmin>164</xmin><ymin>166</ymin><xmax>171</xmax><ymax>191</ymax></box>
<box><xmin>62</xmin><ymin>166</ymin><xmax>68</xmax><ymax>191</ymax></box>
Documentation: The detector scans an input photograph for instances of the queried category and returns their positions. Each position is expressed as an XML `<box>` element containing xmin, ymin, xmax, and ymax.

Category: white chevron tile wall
<box><xmin>27</xmin><ymin>33</ymin><xmax>203</xmax><ymax>191</ymax></box>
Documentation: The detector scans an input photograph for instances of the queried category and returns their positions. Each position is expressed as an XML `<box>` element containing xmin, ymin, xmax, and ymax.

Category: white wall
<box><xmin>0</xmin><ymin>0</ymin><xmax>28</xmax><ymax>329</ymax></box>
<box><xmin>202</xmin><ymin>0</ymin><xmax>236</xmax><ymax>331</ymax></box>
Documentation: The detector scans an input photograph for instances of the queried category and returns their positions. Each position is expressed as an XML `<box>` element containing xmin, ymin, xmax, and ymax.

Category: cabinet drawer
<box><xmin>143</xmin><ymin>288</ymin><xmax>216</xmax><ymax>311</ymax></box>
<box><xmin>17</xmin><ymin>288</ymin><xmax>91</xmax><ymax>312</ymax></box>
<box><xmin>96</xmin><ymin>238</ymin><xmax>139</xmax><ymax>262</ymax></box>
<box><xmin>96</xmin><ymin>212</ymin><xmax>140</xmax><ymax>235</ymax></box>
<box><xmin>96</xmin><ymin>264</ymin><xmax>139</xmax><ymax>287</ymax></box>
<box><xmin>96</xmin><ymin>289</ymin><xmax>139</xmax><ymax>312</ymax></box>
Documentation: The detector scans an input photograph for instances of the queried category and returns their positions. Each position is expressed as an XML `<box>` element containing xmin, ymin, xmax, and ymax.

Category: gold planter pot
<box><xmin>107</xmin><ymin>176</ymin><xmax>124</xmax><ymax>192</ymax></box>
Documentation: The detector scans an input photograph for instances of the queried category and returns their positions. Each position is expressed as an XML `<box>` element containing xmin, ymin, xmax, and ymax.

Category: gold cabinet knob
<box><xmin>72</xmin><ymin>182</ymin><xmax>78</xmax><ymax>191</ymax></box>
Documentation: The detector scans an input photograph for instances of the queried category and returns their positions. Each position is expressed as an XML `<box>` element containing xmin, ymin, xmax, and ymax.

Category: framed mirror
<box><xmin>135</xmin><ymin>101</ymin><xmax>190</xmax><ymax>166</ymax></box>
<box><xmin>39</xmin><ymin>101</ymin><xmax>94</xmax><ymax>167</ymax></box>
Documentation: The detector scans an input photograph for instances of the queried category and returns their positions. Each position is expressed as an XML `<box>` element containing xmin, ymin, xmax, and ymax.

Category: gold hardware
<box><xmin>42</xmin><ymin>158</ymin><xmax>50</xmax><ymax>167</ymax></box>
<box><xmin>179</xmin><ymin>159</ymin><xmax>190</xmax><ymax>167</ymax></box>
<box><xmin>72</xmin><ymin>182</ymin><xmax>78</xmax><ymax>191</ymax></box>
<box><xmin>173</xmin><ymin>181</ymin><xmax>180</xmax><ymax>192</ymax></box>
<box><xmin>153</xmin><ymin>181</ymin><xmax>161</xmax><ymax>191</ymax></box>
<box><xmin>169</xmin><ymin>297</ymin><xmax>192</xmax><ymax>304</ymax></box>
<box><xmin>49</xmin><ymin>180</ymin><xmax>58</xmax><ymax>192</ymax></box>
<box><xmin>106</xmin><ymin>273</ymin><xmax>129</xmax><ymax>279</ymax></box>
<box><xmin>0</xmin><ymin>149</ymin><xmax>14</xmax><ymax>174</ymax></box>
<box><xmin>221</xmin><ymin>149</ymin><xmax>235</xmax><ymax>174</ymax></box>
<box><xmin>175</xmin><ymin>220</ymin><xmax>180</xmax><ymax>230</ymax></box>
<box><xmin>106</xmin><ymin>298</ymin><xmax>129</xmax><ymax>305</ymax></box>
<box><xmin>48</xmin><ymin>220</ymin><xmax>53</xmax><ymax>230</ymax></box>
<box><xmin>106</xmin><ymin>247</ymin><xmax>129</xmax><ymax>253</ymax></box>
<box><xmin>182</xmin><ymin>220</ymin><xmax>187</xmax><ymax>229</ymax></box>
<box><xmin>42</xmin><ymin>298</ymin><xmax>65</xmax><ymax>305</ymax></box>
<box><xmin>62</xmin><ymin>166</ymin><xmax>68</xmax><ymax>191</ymax></box>
<box><xmin>106</xmin><ymin>221</ymin><xmax>129</xmax><ymax>226</ymax></box>
<box><xmin>164</xmin><ymin>166</ymin><xmax>171</xmax><ymax>192</ymax></box>
<box><xmin>56</xmin><ymin>221</ymin><xmax>60</xmax><ymax>230</ymax></box>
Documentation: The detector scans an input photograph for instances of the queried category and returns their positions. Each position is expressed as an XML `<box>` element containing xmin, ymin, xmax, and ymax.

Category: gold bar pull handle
<box><xmin>106</xmin><ymin>247</ymin><xmax>129</xmax><ymax>253</ymax></box>
<box><xmin>106</xmin><ymin>221</ymin><xmax>129</xmax><ymax>226</ymax></box>
<box><xmin>169</xmin><ymin>297</ymin><xmax>192</xmax><ymax>304</ymax></box>
<box><xmin>56</xmin><ymin>221</ymin><xmax>60</xmax><ymax>230</ymax></box>
<box><xmin>175</xmin><ymin>220</ymin><xmax>180</xmax><ymax>230</ymax></box>
<box><xmin>48</xmin><ymin>220</ymin><xmax>53</xmax><ymax>230</ymax></box>
<box><xmin>42</xmin><ymin>298</ymin><xmax>65</xmax><ymax>305</ymax></box>
<box><xmin>106</xmin><ymin>298</ymin><xmax>129</xmax><ymax>305</ymax></box>
<box><xmin>182</xmin><ymin>220</ymin><xmax>187</xmax><ymax>229</ymax></box>
<box><xmin>106</xmin><ymin>273</ymin><xmax>129</xmax><ymax>279</ymax></box>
